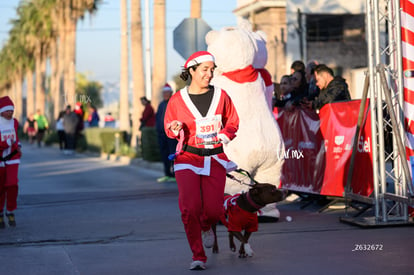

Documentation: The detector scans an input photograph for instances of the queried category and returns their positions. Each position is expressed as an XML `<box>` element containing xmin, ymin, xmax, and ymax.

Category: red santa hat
<box><xmin>74</xmin><ymin>102</ymin><xmax>83</xmax><ymax>115</ymax></box>
<box><xmin>162</xmin><ymin>83</ymin><xmax>173</xmax><ymax>93</ymax></box>
<box><xmin>184</xmin><ymin>51</ymin><xmax>215</xmax><ymax>69</ymax></box>
<box><xmin>0</xmin><ymin>96</ymin><xmax>14</xmax><ymax>113</ymax></box>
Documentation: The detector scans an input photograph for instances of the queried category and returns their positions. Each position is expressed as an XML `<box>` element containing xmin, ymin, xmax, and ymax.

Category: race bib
<box><xmin>195</xmin><ymin>115</ymin><xmax>222</xmax><ymax>146</ymax></box>
<box><xmin>1</xmin><ymin>128</ymin><xmax>16</xmax><ymax>142</ymax></box>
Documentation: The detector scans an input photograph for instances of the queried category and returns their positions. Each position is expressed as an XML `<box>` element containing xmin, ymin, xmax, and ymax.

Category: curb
<box><xmin>100</xmin><ymin>153</ymin><xmax>163</xmax><ymax>172</ymax></box>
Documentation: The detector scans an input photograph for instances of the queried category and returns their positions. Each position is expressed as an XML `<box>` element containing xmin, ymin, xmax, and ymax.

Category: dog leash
<box><xmin>168</xmin><ymin>129</ymin><xmax>185</xmax><ymax>161</ymax></box>
<box><xmin>226</xmin><ymin>168</ymin><xmax>258</xmax><ymax>186</ymax></box>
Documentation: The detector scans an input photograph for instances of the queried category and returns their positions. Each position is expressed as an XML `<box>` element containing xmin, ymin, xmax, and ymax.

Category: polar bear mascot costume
<box><xmin>206</xmin><ymin>24</ymin><xmax>285</xmax><ymax>219</ymax></box>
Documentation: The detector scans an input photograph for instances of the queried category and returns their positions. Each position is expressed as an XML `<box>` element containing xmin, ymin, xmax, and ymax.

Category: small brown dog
<box><xmin>212</xmin><ymin>182</ymin><xmax>287</xmax><ymax>257</ymax></box>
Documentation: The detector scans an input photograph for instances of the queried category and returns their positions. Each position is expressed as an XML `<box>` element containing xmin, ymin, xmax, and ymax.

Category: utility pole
<box><xmin>152</xmin><ymin>0</ymin><xmax>167</xmax><ymax>108</ymax></box>
<box><xmin>144</xmin><ymin>0</ymin><xmax>152</xmax><ymax>100</ymax></box>
<box><xmin>119</xmin><ymin>0</ymin><xmax>130</xmax><ymax>131</ymax></box>
<box><xmin>191</xmin><ymin>0</ymin><xmax>202</xmax><ymax>18</ymax></box>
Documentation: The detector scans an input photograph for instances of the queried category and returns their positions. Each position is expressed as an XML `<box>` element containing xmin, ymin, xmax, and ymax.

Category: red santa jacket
<box><xmin>0</xmin><ymin>117</ymin><xmax>21</xmax><ymax>166</ymax></box>
<box><xmin>164</xmin><ymin>86</ymin><xmax>239</xmax><ymax>175</ymax></box>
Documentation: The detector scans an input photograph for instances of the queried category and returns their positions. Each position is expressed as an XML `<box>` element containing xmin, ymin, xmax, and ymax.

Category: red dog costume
<box><xmin>222</xmin><ymin>193</ymin><xmax>259</xmax><ymax>233</ymax></box>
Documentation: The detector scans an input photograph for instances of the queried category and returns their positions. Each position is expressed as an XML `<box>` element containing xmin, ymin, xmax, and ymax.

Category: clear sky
<box><xmin>0</xmin><ymin>0</ymin><xmax>237</xmax><ymax>85</ymax></box>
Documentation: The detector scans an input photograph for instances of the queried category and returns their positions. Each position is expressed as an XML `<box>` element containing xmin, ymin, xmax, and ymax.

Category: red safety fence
<box><xmin>274</xmin><ymin>99</ymin><xmax>374</xmax><ymax>197</ymax></box>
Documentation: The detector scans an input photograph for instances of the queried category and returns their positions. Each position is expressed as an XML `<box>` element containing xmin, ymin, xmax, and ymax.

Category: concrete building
<box><xmin>234</xmin><ymin>0</ymin><xmax>369</xmax><ymax>99</ymax></box>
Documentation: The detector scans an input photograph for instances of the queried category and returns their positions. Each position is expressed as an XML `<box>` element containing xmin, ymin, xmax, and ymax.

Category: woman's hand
<box><xmin>169</xmin><ymin>120</ymin><xmax>183</xmax><ymax>132</ymax></box>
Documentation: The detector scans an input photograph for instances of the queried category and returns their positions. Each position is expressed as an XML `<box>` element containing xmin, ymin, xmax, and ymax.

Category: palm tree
<box><xmin>53</xmin><ymin>0</ymin><xmax>67</xmax><ymax>114</ymax></box>
<box><xmin>0</xmin><ymin>40</ymin><xmax>23</xmax><ymax>120</ymax></box>
<box><xmin>6</xmin><ymin>34</ymin><xmax>27</xmax><ymax>122</ymax></box>
<box><xmin>62</xmin><ymin>0</ymin><xmax>101</xmax><ymax>108</ymax></box>
<box><xmin>130</xmin><ymin>0</ymin><xmax>146</xmax><ymax>147</ymax></box>
<box><xmin>119</xmin><ymin>0</ymin><xmax>130</xmax><ymax>132</ymax></box>
<box><xmin>21</xmin><ymin>1</ymin><xmax>50</xmax><ymax>113</ymax></box>
<box><xmin>8</xmin><ymin>16</ymin><xmax>36</xmax><ymax>118</ymax></box>
<box><xmin>0</xmin><ymin>0</ymin><xmax>101</xmax><ymax>123</ymax></box>
<box><xmin>43</xmin><ymin>0</ymin><xmax>61</xmax><ymax>119</ymax></box>
<box><xmin>151</xmin><ymin>0</ymin><xmax>167</xmax><ymax>109</ymax></box>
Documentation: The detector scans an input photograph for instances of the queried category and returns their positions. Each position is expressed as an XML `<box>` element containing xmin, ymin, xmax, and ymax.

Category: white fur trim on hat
<box><xmin>186</xmin><ymin>55</ymin><xmax>215</xmax><ymax>68</ymax></box>
<box><xmin>184</xmin><ymin>51</ymin><xmax>215</xmax><ymax>69</ymax></box>
<box><xmin>0</xmin><ymin>106</ymin><xmax>14</xmax><ymax>113</ymax></box>
<box><xmin>163</xmin><ymin>83</ymin><xmax>173</xmax><ymax>92</ymax></box>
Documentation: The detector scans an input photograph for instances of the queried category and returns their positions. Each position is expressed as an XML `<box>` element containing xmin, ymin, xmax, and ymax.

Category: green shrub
<box><xmin>17</xmin><ymin>125</ymin><xmax>27</xmax><ymax>141</ymax></box>
<box><xmin>44</xmin><ymin>130</ymin><xmax>58</xmax><ymax>145</ymax></box>
<box><xmin>120</xmin><ymin>143</ymin><xmax>138</xmax><ymax>158</ymax></box>
<box><xmin>141</xmin><ymin>127</ymin><xmax>161</xmax><ymax>161</ymax></box>
<box><xmin>76</xmin><ymin>134</ymin><xmax>88</xmax><ymax>152</ymax></box>
<box><xmin>41</xmin><ymin>127</ymin><xmax>144</xmax><ymax>159</ymax></box>
<box><xmin>100</xmin><ymin>130</ymin><xmax>127</xmax><ymax>154</ymax></box>
<box><xmin>84</xmin><ymin>128</ymin><xmax>115</xmax><ymax>148</ymax></box>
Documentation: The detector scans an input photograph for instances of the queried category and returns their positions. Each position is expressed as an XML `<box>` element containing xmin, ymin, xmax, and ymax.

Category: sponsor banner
<box><xmin>275</xmin><ymin>99</ymin><xmax>374</xmax><ymax>197</ymax></box>
<box><xmin>276</xmin><ymin>108</ymin><xmax>325</xmax><ymax>194</ymax></box>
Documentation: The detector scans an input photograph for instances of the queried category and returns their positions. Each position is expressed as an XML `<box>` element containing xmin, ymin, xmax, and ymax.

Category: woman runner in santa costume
<box><xmin>0</xmin><ymin>96</ymin><xmax>22</xmax><ymax>228</ymax></box>
<box><xmin>164</xmin><ymin>51</ymin><xmax>239</xmax><ymax>270</ymax></box>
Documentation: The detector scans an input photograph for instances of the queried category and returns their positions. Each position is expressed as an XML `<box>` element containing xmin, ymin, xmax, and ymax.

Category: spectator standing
<box><xmin>87</xmin><ymin>105</ymin><xmax>100</xmax><ymax>127</ymax></box>
<box><xmin>290</xmin><ymin>69</ymin><xmax>308</xmax><ymax>99</ymax></box>
<box><xmin>155</xmin><ymin>83</ymin><xmax>178</xmax><ymax>183</ymax></box>
<box><xmin>63</xmin><ymin>105</ymin><xmax>79</xmax><ymax>155</ymax></box>
<box><xmin>274</xmin><ymin>75</ymin><xmax>295</xmax><ymax>108</ymax></box>
<box><xmin>306</xmin><ymin>60</ymin><xmax>320</xmax><ymax>100</ymax></box>
<box><xmin>34</xmin><ymin>109</ymin><xmax>48</xmax><ymax>147</ymax></box>
<box><xmin>139</xmin><ymin>97</ymin><xmax>155</xmax><ymax>130</ymax></box>
<box><xmin>302</xmin><ymin>64</ymin><xmax>351</xmax><ymax>111</ymax></box>
<box><xmin>0</xmin><ymin>96</ymin><xmax>22</xmax><ymax>228</ymax></box>
<box><xmin>23</xmin><ymin>113</ymin><xmax>37</xmax><ymax>145</ymax></box>
<box><xmin>164</xmin><ymin>51</ymin><xmax>239</xmax><ymax>270</ymax></box>
<box><xmin>290</xmin><ymin>60</ymin><xmax>306</xmax><ymax>74</ymax></box>
<box><xmin>104</xmin><ymin>112</ymin><xmax>115</xmax><ymax>128</ymax></box>
<box><xmin>56</xmin><ymin>110</ymin><xmax>66</xmax><ymax>151</ymax></box>
<box><xmin>74</xmin><ymin>103</ymin><xmax>84</xmax><ymax>133</ymax></box>
<box><xmin>74</xmin><ymin>102</ymin><xmax>85</xmax><ymax>150</ymax></box>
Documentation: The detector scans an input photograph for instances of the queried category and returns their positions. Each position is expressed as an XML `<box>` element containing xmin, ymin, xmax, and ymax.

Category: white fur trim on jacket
<box><xmin>174</xmin><ymin>155</ymin><xmax>237</xmax><ymax>175</ymax></box>
<box><xmin>5</xmin><ymin>159</ymin><xmax>20</xmax><ymax>165</ymax></box>
<box><xmin>218</xmin><ymin>133</ymin><xmax>230</xmax><ymax>144</ymax></box>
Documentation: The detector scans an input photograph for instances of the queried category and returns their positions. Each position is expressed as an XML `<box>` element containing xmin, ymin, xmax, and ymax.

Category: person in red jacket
<box><xmin>0</xmin><ymin>96</ymin><xmax>22</xmax><ymax>228</ymax></box>
<box><xmin>164</xmin><ymin>51</ymin><xmax>239</xmax><ymax>270</ymax></box>
<box><xmin>139</xmin><ymin>96</ymin><xmax>156</xmax><ymax>130</ymax></box>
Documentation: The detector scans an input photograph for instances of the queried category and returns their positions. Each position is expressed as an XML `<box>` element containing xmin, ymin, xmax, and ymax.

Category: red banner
<box><xmin>275</xmin><ymin>100</ymin><xmax>374</xmax><ymax>197</ymax></box>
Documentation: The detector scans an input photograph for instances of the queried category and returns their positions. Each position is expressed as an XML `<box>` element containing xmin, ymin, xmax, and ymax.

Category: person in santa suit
<box><xmin>164</xmin><ymin>51</ymin><xmax>239</xmax><ymax>270</ymax></box>
<box><xmin>0</xmin><ymin>96</ymin><xmax>22</xmax><ymax>228</ymax></box>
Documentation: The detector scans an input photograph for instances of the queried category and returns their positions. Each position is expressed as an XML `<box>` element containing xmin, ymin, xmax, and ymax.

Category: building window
<box><xmin>306</xmin><ymin>14</ymin><xmax>365</xmax><ymax>42</ymax></box>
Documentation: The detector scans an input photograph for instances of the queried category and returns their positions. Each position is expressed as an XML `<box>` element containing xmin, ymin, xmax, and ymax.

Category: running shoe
<box><xmin>189</xmin><ymin>260</ymin><xmax>206</xmax><ymax>270</ymax></box>
<box><xmin>202</xmin><ymin>228</ymin><xmax>215</xmax><ymax>248</ymax></box>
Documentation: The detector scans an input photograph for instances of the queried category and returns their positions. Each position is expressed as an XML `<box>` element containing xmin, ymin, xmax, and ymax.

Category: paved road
<box><xmin>0</xmin><ymin>143</ymin><xmax>413</xmax><ymax>275</ymax></box>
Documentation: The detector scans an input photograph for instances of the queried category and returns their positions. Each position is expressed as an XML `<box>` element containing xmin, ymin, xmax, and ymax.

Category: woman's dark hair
<box><xmin>291</xmin><ymin>60</ymin><xmax>305</xmax><ymax>72</ymax></box>
<box><xmin>140</xmin><ymin>96</ymin><xmax>150</xmax><ymax>103</ymax></box>
<box><xmin>180</xmin><ymin>63</ymin><xmax>200</xmax><ymax>81</ymax></box>
<box><xmin>58</xmin><ymin>110</ymin><xmax>65</xmax><ymax>120</ymax></box>
<box><xmin>179</xmin><ymin>62</ymin><xmax>216</xmax><ymax>82</ymax></box>
<box><xmin>291</xmin><ymin>70</ymin><xmax>308</xmax><ymax>98</ymax></box>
